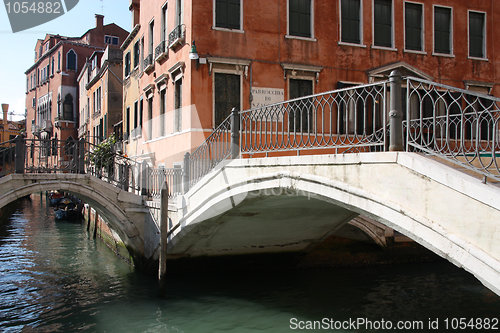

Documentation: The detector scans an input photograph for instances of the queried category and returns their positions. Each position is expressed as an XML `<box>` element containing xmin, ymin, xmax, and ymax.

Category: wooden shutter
<box><xmin>469</xmin><ymin>12</ymin><xmax>485</xmax><ymax>58</ymax></box>
<box><xmin>341</xmin><ymin>0</ymin><xmax>360</xmax><ymax>44</ymax></box>
<box><xmin>434</xmin><ymin>7</ymin><xmax>451</xmax><ymax>54</ymax></box>
<box><xmin>214</xmin><ymin>73</ymin><xmax>240</xmax><ymax>127</ymax></box>
<box><xmin>405</xmin><ymin>3</ymin><xmax>422</xmax><ymax>51</ymax></box>
<box><xmin>289</xmin><ymin>0</ymin><xmax>311</xmax><ymax>38</ymax></box>
<box><xmin>374</xmin><ymin>0</ymin><xmax>392</xmax><ymax>47</ymax></box>
<box><xmin>289</xmin><ymin>79</ymin><xmax>313</xmax><ymax>132</ymax></box>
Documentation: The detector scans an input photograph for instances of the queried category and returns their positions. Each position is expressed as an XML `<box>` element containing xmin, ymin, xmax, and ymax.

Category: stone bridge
<box><xmin>0</xmin><ymin>173</ymin><xmax>156</xmax><ymax>268</ymax></box>
<box><xmin>166</xmin><ymin>152</ymin><xmax>500</xmax><ymax>295</ymax></box>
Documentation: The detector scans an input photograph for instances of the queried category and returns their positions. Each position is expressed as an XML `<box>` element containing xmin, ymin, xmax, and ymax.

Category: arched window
<box><xmin>63</xmin><ymin>94</ymin><xmax>74</xmax><ymax>121</ymax></box>
<box><xmin>67</xmin><ymin>49</ymin><xmax>77</xmax><ymax>71</ymax></box>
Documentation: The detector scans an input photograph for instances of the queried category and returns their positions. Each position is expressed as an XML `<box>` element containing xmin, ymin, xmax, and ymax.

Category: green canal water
<box><xmin>0</xmin><ymin>195</ymin><xmax>498</xmax><ymax>332</ymax></box>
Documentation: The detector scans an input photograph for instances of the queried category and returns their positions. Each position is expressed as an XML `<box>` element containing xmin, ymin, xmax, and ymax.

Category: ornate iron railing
<box><xmin>405</xmin><ymin>77</ymin><xmax>500</xmax><ymax>182</ymax></box>
<box><xmin>155</xmin><ymin>41</ymin><xmax>166</xmax><ymax>60</ymax></box>
<box><xmin>187</xmin><ymin>115</ymin><xmax>233</xmax><ymax>188</ymax></box>
<box><xmin>146</xmin><ymin>167</ymin><xmax>183</xmax><ymax>199</ymax></box>
<box><xmin>0</xmin><ymin>138</ymin><xmax>16</xmax><ymax>177</ymax></box>
<box><xmin>168</xmin><ymin>24</ymin><xmax>185</xmax><ymax>48</ymax></box>
<box><xmin>144</xmin><ymin>54</ymin><xmax>154</xmax><ymax>70</ymax></box>
<box><xmin>240</xmin><ymin>82</ymin><xmax>388</xmax><ymax>154</ymax></box>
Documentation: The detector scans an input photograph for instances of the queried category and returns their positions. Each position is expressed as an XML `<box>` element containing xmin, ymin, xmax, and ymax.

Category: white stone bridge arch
<box><xmin>0</xmin><ymin>173</ymin><xmax>156</xmax><ymax>268</ymax></box>
<box><xmin>166</xmin><ymin>152</ymin><xmax>500</xmax><ymax>295</ymax></box>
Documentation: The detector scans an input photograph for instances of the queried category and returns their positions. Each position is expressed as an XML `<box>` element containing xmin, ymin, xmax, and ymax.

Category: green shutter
<box><xmin>214</xmin><ymin>73</ymin><xmax>240</xmax><ymax>127</ymax></box>
<box><xmin>434</xmin><ymin>7</ymin><xmax>451</xmax><ymax>54</ymax></box>
<box><xmin>405</xmin><ymin>3</ymin><xmax>422</xmax><ymax>51</ymax></box>
<box><xmin>469</xmin><ymin>12</ymin><xmax>485</xmax><ymax>58</ymax></box>
<box><xmin>374</xmin><ymin>0</ymin><xmax>392</xmax><ymax>47</ymax></box>
<box><xmin>341</xmin><ymin>0</ymin><xmax>360</xmax><ymax>44</ymax></box>
<box><xmin>289</xmin><ymin>0</ymin><xmax>311</xmax><ymax>38</ymax></box>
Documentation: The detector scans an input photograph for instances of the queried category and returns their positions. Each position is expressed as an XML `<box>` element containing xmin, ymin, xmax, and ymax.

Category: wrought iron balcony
<box><xmin>168</xmin><ymin>25</ymin><xmax>185</xmax><ymax>49</ymax></box>
<box><xmin>144</xmin><ymin>53</ymin><xmax>154</xmax><ymax>72</ymax></box>
<box><xmin>41</xmin><ymin>119</ymin><xmax>52</xmax><ymax>132</ymax></box>
<box><xmin>155</xmin><ymin>41</ymin><xmax>168</xmax><ymax>62</ymax></box>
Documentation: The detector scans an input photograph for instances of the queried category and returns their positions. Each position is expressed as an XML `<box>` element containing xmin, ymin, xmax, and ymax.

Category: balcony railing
<box><xmin>144</xmin><ymin>53</ymin><xmax>154</xmax><ymax>72</ymax></box>
<box><xmin>168</xmin><ymin>24</ymin><xmax>185</xmax><ymax>49</ymax></box>
<box><xmin>155</xmin><ymin>41</ymin><xmax>168</xmax><ymax>62</ymax></box>
<box><xmin>41</xmin><ymin>119</ymin><xmax>52</xmax><ymax>132</ymax></box>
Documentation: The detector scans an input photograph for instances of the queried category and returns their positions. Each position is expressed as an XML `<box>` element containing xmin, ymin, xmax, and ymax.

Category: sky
<box><xmin>0</xmin><ymin>0</ymin><xmax>131</xmax><ymax>121</ymax></box>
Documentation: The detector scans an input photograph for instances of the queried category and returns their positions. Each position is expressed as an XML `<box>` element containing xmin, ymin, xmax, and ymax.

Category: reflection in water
<box><xmin>0</xmin><ymin>195</ymin><xmax>498</xmax><ymax>332</ymax></box>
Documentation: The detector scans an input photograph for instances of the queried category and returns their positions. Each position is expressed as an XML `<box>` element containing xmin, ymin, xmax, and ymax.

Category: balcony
<box><xmin>41</xmin><ymin>119</ymin><xmax>52</xmax><ymax>132</ymax></box>
<box><xmin>155</xmin><ymin>41</ymin><xmax>168</xmax><ymax>62</ymax></box>
<box><xmin>168</xmin><ymin>25</ymin><xmax>185</xmax><ymax>50</ymax></box>
<box><xmin>144</xmin><ymin>54</ymin><xmax>154</xmax><ymax>73</ymax></box>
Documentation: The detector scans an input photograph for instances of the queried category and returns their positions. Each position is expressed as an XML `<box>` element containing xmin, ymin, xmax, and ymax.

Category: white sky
<box><xmin>0</xmin><ymin>0</ymin><xmax>131</xmax><ymax>121</ymax></box>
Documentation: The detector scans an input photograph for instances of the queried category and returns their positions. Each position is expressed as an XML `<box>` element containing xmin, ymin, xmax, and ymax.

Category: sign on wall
<box><xmin>251</xmin><ymin>87</ymin><xmax>284</xmax><ymax>109</ymax></box>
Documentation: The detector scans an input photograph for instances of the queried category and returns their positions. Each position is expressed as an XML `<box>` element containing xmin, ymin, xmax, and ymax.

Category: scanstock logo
<box><xmin>3</xmin><ymin>0</ymin><xmax>79</xmax><ymax>32</ymax></box>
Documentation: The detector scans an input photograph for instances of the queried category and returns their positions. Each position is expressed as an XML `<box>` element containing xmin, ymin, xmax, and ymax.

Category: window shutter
<box><xmin>289</xmin><ymin>0</ymin><xmax>311</xmax><ymax>38</ymax></box>
<box><xmin>434</xmin><ymin>7</ymin><xmax>451</xmax><ymax>54</ymax></box>
<box><xmin>214</xmin><ymin>73</ymin><xmax>240</xmax><ymax>127</ymax></box>
<box><xmin>227</xmin><ymin>0</ymin><xmax>240</xmax><ymax>29</ymax></box>
<box><xmin>469</xmin><ymin>12</ymin><xmax>485</xmax><ymax>58</ymax></box>
<box><xmin>341</xmin><ymin>0</ymin><xmax>360</xmax><ymax>44</ymax></box>
<box><xmin>405</xmin><ymin>3</ymin><xmax>422</xmax><ymax>51</ymax></box>
<box><xmin>374</xmin><ymin>0</ymin><xmax>392</xmax><ymax>47</ymax></box>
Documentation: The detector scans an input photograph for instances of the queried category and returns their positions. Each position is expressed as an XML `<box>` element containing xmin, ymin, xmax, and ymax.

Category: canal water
<box><xmin>0</xmin><ymin>195</ymin><xmax>498</xmax><ymax>332</ymax></box>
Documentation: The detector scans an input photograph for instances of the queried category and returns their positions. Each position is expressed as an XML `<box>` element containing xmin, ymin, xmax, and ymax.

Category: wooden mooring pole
<box><xmin>158</xmin><ymin>181</ymin><xmax>169</xmax><ymax>285</ymax></box>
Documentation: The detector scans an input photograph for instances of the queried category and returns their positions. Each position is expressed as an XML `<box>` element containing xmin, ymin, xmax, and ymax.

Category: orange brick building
<box><xmin>25</xmin><ymin>15</ymin><xmax>128</xmax><ymax>146</ymax></box>
<box><xmin>122</xmin><ymin>0</ymin><xmax>498</xmax><ymax>168</ymax></box>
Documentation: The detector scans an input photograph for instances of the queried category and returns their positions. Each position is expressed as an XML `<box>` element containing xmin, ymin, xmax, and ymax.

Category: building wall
<box><xmin>122</xmin><ymin>0</ymin><xmax>498</xmax><ymax>168</ymax></box>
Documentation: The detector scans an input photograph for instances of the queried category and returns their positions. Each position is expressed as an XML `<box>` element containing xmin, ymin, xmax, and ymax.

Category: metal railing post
<box><xmin>141</xmin><ymin>162</ymin><xmax>148</xmax><ymax>196</ymax></box>
<box><xmin>15</xmin><ymin>135</ymin><xmax>25</xmax><ymax>174</ymax></box>
<box><xmin>389</xmin><ymin>70</ymin><xmax>403</xmax><ymax>151</ymax></box>
<box><xmin>183</xmin><ymin>152</ymin><xmax>190</xmax><ymax>194</ymax></box>
<box><xmin>158</xmin><ymin>181</ymin><xmax>168</xmax><ymax>284</ymax></box>
<box><xmin>78</xmin><ymin>138</ymin><xmax>85</xmax><ymax>174</ymax></box>
<box><xmin>230</xmin><ymin>107</ymin><xmax>240</xmax><ymax>159</ymax></box>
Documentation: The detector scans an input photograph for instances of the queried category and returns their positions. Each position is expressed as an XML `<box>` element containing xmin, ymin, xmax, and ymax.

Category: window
<box><xmin>96</xmin><ymin>87</ymin><xmax>102</xmax><ymax>112</ymax></box>
<box><xmin>105</xmin><ymin>35</ymin><xmax>119</xmax><ymax>45</ymax></box>
<box><xmin>134</xmin><ymin>100</ymin><xmax>139</xmax><ymax>133</ymax></box>
<box><xmin>176</xmin><ymin>0</ymin><xmax>183</xmax><ymax>26</ymax></box>
<box><xmin>340</xmin><ymin>0</ymin><xmax>361</xmax><ymax>44</ymax></box>
<box><xmin>125</xmin><ymin>106</ymin><xmax>130</xmax><ymax>140</ymax></box>
<box><xmin>405</xmin><ymin>2</ymin><xmax>423</xmax><ymax>51</ymax></box>
<box><xmin>147</xmin><ymin>98</ymin><xmax>153</xmax><ymax>140</ymax></box>
<box><xmin>160</xmin><ymin>90</ymin><xmax>166</xmax><ymax>137</ymax></box>
<box><xmin>134</xmin><ymin>41</ymin><xmax>140</xmax><ymax>68</ymax></box>
<box><xmin>125</xmin><ymin>52</ymin><xmax>131</xmax><ymax>77</ymax></box>
<box><xmin>93</xmin><ymin>91</ymin><xmax>96</xmax><ymax>113</ymax></box>
<box><xmin>373</xmin><ymin>0</ymin><xmax>392</xmax><ymax>48</ymax></box>
<box><xmin>63</xmin><ymin>94</ymin><xmax>73</xmax><ymax>121</ymax></box>
<box><xmin>214</xmin><ymin>73</ymin><xmax>240</xmax><ymax>127</ymax></box>
<box><xmin>162</xmin><ymin>4</ymin><xmax>168</xmax><ymax>41</ymax></box>
<box><xmin>434</xmin><ymin>6</ymin><xmax>452</xmax><ymax>54</ymax></box>
<box><xmin>67</xmin><ymin>49</ymin><xmax>77</xmax><ymax>70</ymax></box>
<box><xmin>149</xmin><ymin>20</ymin><xmax>154</xmax><ymax>56</ymax></box>
<box><xmin>289</xmin><ymin>79</ymin><xmax>313</xmax><ymax>132</ymax></box>
<box><xmin>51</xmin><ymin>57</ymin><xmax>54</xmax><ymax>75</ymax></box>
<box><xmin>139</xmin><ymin>98</ymin><xmax>143</xmax><ymax>132</ymax></box>
<box><xmin>288</xmin><ymin>0</ymin><xmax>312</xmax><ymax>38</ymax></box>
<box><xmin>58</xmin><ymin>51</ymin><xmax>61</xmax><ymax>71</ymax></box>
<box><xmin>215</xmin><ymin>0</ymin><xmax>241</xmax><ymax>30</ymax></box>
<box><xmin>469</xmin><ymin>11</ymin><xmax>486</xmax><ymax>59</ymax></box>
<box><xmin>174</xmin><ymin>79</ymin><xmax>182</xmax><ymax>132</ymax></box>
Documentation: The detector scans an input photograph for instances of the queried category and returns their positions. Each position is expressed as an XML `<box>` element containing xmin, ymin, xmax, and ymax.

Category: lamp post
<box><xmin>1</xmin><ymin>104</ymin><xmax>8</xmax><ymax>142</ymax></box>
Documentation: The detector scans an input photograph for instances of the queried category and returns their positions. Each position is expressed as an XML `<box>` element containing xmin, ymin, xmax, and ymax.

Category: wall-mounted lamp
<box><xmin>189</xmin><ymin>41</ymin><xmax>199</xmax><ymax>60</ymax></box>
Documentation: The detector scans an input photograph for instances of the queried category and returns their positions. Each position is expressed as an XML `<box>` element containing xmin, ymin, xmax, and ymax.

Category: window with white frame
<box><xmin>125</xmin><ymin>51</ymin><xmax>131</xmax><ymax>77</ymax></box>
<box><xmin>373</xmin><ymin>0</ymin><xmax>392</xmax><ymax>48</ymax></box>
<box><xmin>340</xmin><ymin>0</ymin><xmax>361</xmax><ymax>44</ymax></box>
<box><xmin>161</xmin><ymin>3</ymin><xmax>168</xmax><ymax>42</ymax></box>
<box><xmin>105</xmin><ymin>35</ymin><xmax>119</xmax><ymax>45</ymax></box>
<box><xmin>434</xmin><ymin>6</ymin><xmax>452</xmax><ymax>55</ymax></box>
<box><xmin>405</xmin><ymin>2</ymin><xmax>423</xmax><ymax>51</ymax></box>
<box><xmin>133</xmin><ymin>41</ymin><xmax>140</xmax><ymax>68</ymax></box>
<box><xmin>214</xmin><ymin>0</ymin><xmax>241</xmax><ymax>30</ymax></box>
<box><xmin>174</xmin><ymin>79</ymin><xmax>183</xmax><ymax>132</ymax></box>
<box><xmin>288</xmin><ymin>0</ymin><xmax>313</xmax><ymax>38</ymax></box>
<box><xmin>469</xmin><ymin>11</ymin><xmax>486</xmax><ymax>59</ymax></box>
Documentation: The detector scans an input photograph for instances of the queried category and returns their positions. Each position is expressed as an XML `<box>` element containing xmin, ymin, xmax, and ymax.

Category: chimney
<box><xmin>1</xmin><ymin>104</ymin><xmax>8</xmax><ymax>127</ymax></box>
<box><xmin>95</xmin><ymin>14</ymin><xmax>104</xmax><ymax>29</ymax></box>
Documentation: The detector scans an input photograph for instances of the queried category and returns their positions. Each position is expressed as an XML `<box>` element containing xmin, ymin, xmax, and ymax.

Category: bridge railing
<box><xmin>405</xmin><ymin>77</ymin><xmax>500</xmax><ymax>182</ymax></box>
<box><xmin>0</xmin><ymin>138</ymin><xmax>16</xmax><ymax>177</ymax></box>
<box><xmin>240</xmin><ymin>81</ymin><xmax>388</xmax><ymax>155</ymax></box>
